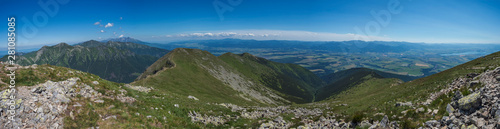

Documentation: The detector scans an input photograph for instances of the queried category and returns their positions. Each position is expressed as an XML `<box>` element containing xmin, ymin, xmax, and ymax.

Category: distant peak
<box><xmin>241</xmin><ymin>52</ymin><xmax>254</xmax><ymax>57</ymax></box>
<box><xmin>240</xmin><ymin>53</ymin><xmax>259</xmax><ymax>59</ymax></box>
<box><xmin>101</xmin><ymin>37</ymin><xmax>145</xmax><ymax>44</ymax></box>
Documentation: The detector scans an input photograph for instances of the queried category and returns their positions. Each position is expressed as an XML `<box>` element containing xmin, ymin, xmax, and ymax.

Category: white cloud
<box><xmin>120</xmin><ymin>17</ymin><xmax>123</xmax><ymax>20</ymax></box>
<box><xmin>105</xmin><ymin>23</ymin><xmax>114</xmax><ymax>28</ymax></box>
<box><xmin>94</xmin><ymin>21</ymin><xmax>100</xmax><ymax>25</ymax></box>
<box><xmin>100</xmin><ymin>30</ymin><xmax>104</xmax><ymax>33</ymax></box>
<box><xmin>152</xmin><ymin>30</ymin><xmax>391</xmax><ymax>42</ymax></box>
<box><xmin>119</xmin><ymin>34</ymin><xmax>124</xmax><ymax>38</ymax></box>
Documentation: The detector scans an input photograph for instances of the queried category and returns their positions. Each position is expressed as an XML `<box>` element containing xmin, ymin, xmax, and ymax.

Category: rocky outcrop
<box><xmin>425</xmin><ymin>67</ymin><xmax>500</xmax><ymax>128</ymax></box>
<box><xmin>124</xmin><ymin>84</ymin><xmax>153</xmax><ymax>93</ymax></box>
<box><xmin>188</xmin><ymin>103</ymin><xmax>400</xmax><ymax>129</ymax></box>
<box><xmin>0</xmin><ymin>78</ymin><xmax>102</xmax><ymax>128</ymax></box>
<box><xmin>458</xmin><ymin>91</ymin><xmax>481</xmax><ymax>113</ymax></box>
<box><xmin>188</xmin><ymin>111</ymin><xmax>227</xmax><ymax>126</ymax></box>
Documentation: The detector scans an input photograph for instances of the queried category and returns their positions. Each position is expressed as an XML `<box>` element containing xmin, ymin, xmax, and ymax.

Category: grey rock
<box><xmin>447</xmin><ymin>103</ymin><xmax>455</xmax><ymax>114</ymax></box>
<box><xmin>458</xmin><ymin>92</ymin><xmax>481</xmax><ymax>113</ymax></box>
<box><xmin>380</xmin><ymin>115</ymin><xmax>389</xmax><ymax>128</ymax></box>
<box><xmin>425</xmin><ymin>120</ymin><xmax>439</xmax><ymax>127</ymax></box>
<box><xmin>469</xmin><ymin>80</ymin><xmax>480</xmax><ymax>87</ymax></box>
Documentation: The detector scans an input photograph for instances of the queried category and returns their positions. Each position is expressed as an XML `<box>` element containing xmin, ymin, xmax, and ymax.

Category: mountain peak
<box><xmin>55</xmin><ymin>42</ymin><xmax>70</xmax><ymax>47</ymax></box>
<box><xmin>101</xmin><ymin>37</ymin><xmax>146</xmax><ymax>44</ymax></box>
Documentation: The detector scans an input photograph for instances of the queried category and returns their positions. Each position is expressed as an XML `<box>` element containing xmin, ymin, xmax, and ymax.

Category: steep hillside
<box><xmin>315</xmin><ymin>69</ymin><xmax>391</xmax><ymax>101</ymax></box>
<box><xmin>2</xmin><ymin>40</ymin><xmax>168</xmax><ymax>83</ymax></box>
<box><xmin>316</xmin><ymin>67</ymin><xmax>419</xmax><ymax>101</ymax></box>
<box><xmin>77</xmin><ymin>40</ymin><xmax>168</xmax><ymax>57</ymax></box>
<box><xmin>1</xmin><ymin>49</ymin><xmax>499</xmax><ymax>128</ymax></box>
<box><xmin>319</xmin><ymin>50</ymin><xmax>500</xmax><ymax>127</ymax></box>
<box><xmin>134</xmin><ymin>48</ymin><xmax>323</xmax><ymax>104</ymax></box>
<box><xmin>133</xmin><ymin>48</ymin><xmax>289</xmax><ymax>105</ymax></box>
<box><xmin>321</xmin><ymin>67</ymin><xmax>419</xmax><ymax>84</ymax></box>
<box><xmin>219</xmin><ymin>53</ymin><xmax>325</xmax><ymax>103</ymax></box>
<box><xmin>0</xmin><ymin>64</ymin><xmax>264</xmax><ymax>128</ymax></box>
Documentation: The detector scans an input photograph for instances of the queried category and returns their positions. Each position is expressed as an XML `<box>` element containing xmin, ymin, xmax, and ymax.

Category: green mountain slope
<box><xmin>1</xmin><ymin>47</ymin><xmax>499</xmax><ymax>128</ymax></box>
<box><xmin>319</xmin><ymin>50</ymin><xmax>500</xmax><ymax>125</ymax></box>
<box><xmin>219</xmin><ymin>53</ymin><xmax>325</xmax><ymax>103</ymax></box>
<box><xmin>316</xmin><ymin>69</ymin><xmax>391</xmax><ymax>101</ymax></box>
<box><xmin>77</xmin><ymin>40</ymin><xmax>168</xmax><ymax>57</ymax></box>
<box><xmin>3</xmin><ymin>40</ymin><xmax>168</xmax><ymax>83</ymax></box>
<box><xmin>133</xmin><ymin>48</ymin><xmax>324</xmax><ymax>104</ymax></box>
<box><xmin>321</xmin><ymin>67</ymin><xmax>418</xmax><ymax>84</ymax></box>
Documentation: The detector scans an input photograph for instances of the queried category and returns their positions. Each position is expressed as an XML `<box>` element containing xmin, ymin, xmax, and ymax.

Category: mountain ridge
<box><xmin>134</xmin><ymin>48</ymin><xmax>326</xmax><ymax>104</ymax></box>
<box><xmin>2</xmin><ymin>40</ymin><xmax>169</xmax><ymax>83</ymax></box>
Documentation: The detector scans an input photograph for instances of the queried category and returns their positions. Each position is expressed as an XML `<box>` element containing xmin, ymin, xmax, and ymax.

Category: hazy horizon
<box><xmin>2</xmin><ymin>0</ymin><xmax>500</xmax><ymax>48</ymax></box>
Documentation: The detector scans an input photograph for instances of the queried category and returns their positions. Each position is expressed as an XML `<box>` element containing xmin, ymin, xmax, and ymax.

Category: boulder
<box><xmin>188</xmin><ymin>95</ymin><xmax>199</xmax><ymax>100</ymax></box>
<box><xmin>360</xmin><ymin>120</ymin><xmax>372</xmax><ymax>127</ymax></box>
<box><xmin>466</xmin><ymin>124</ymin><xmax>478</xmax><ymax>129</ymax></box>
<box><xmin>454</xmin><ymin>91</ymin><xmax>463</xmax><ymax>101</ymax></box>
<box><xmin>494</xmin><ymin>109</ymin><xmax>500</xmax><ymax>120</ymax></box>
<box><xmin>458</xmin><ymin>92</ymin><xmax>481</xmax><ymax>112</ymax></box>
<box><xmin>380</xmin><ymin>115</ymin><xmax>389</xmax><ymax>128</ymax></box>
<box><xmin>425</xmin><ymin>120</ymin><xmax>439</xmax><ymax>127</ymax></box>
<box><xmin>447</xmin><ymin>104</ymin><xmax>455</xmax><ymax>114</ymax></box>
<box><xmin>469</xmin><ymin>80</ymin><xmax>480</xmax><ymax>87</ymax></box>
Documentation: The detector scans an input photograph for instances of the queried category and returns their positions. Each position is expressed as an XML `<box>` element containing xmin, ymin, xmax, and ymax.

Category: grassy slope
<box><xmin>315</xmin><ymin>70</ymin><xmax>391</xmax><ymax>102</ymax></box>
<box><xmin>132</xmin><ymin>48</ymin><xmax>262</xmax><ymax>106</ymax></box>
<box><xmin>0</xmin><ymin>64</ymin><xmax>261</xmax><ymax>128</ymax></box>
<box><xmin>135</xmin><ymin>48</ymin><xmax>325</xmax><ymax>104</ymax></box>
<box><xmin>321</xmin><ymin>67</ymin><xmax>418</xmax><ymax>84</ymax></box>
<box><xmin>218</xmin><ymin>52</ymin><xmax>325</xmax><ymax>103</ymax></box>
<box><xmin>3</xmin><ymin>43</ymin><xmax>159</xmax><ymax>83</ymax></box>
<box><xmin>320</xmin><ymin>51</ymin><xmax>500</xmax><ymax>126</ymax></box>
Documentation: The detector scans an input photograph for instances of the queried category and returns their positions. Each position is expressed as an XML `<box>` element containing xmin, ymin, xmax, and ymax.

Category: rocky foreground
<box><xmin>0</xmin><ymin>65</ymin><xmax>139</xmax><ymax>128</ymax></box>
<box><xmin>0</xmin><ymin>77</ymin><xmax>100</xmax><ymax>128</ymax></box>
<box><xmin>424</xmin><ymin>67</ymin><xmax>500</xmax><ymax>129</ymax></box>
<box><xmin>186</xmin><ymin>67</ymin><xmax>500</xmax><ymax>129</ymax></box>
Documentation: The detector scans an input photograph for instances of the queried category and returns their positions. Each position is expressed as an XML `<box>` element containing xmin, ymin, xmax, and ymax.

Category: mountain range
<box><xmin>133</xmin><ymin>48</ymin><xmax>325</xmax><ymax>104</ymax></box>
<box><xmin>2</xmin><ymin>40</ymin><xmax>168</xmax><ymax>83</ymax></box>
<box><xmin>1</xmin><ymin>37</ymin><xmax>500</xmax><ymax>128</ymax></box>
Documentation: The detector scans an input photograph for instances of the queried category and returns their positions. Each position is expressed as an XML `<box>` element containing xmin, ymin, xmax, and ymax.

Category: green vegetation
<box><xmin>160</xmin><ymin>39</ymin><xmax>498</xmax><ymax>77</ymax></box>
<box><xmin>134</xmin><ymin>48</ymin><xmax>261</xmax><ymax>106</ymax></box>
<box><xmin>134</xmin><ymin>48</ymin><xmax>326</xmax><ymax>104</ymax></box>
<box><xmin>4</xmin><ymin>44</ymin><xmax>499</xmax><ymax>128</ymax></box>
<box><xmin>219</xmin><ymin>52</ymin><xmax>325</xmax><ymax>103</ymax></box>
<box><xmin>1</xmin><ymin>40</ymin><xmax>168</xmax><ymax>83</ymax></box>
<box><xmin>320</xmin><ymin>50</ymin><xmax>500</xmax><ymax>126</ymax></box>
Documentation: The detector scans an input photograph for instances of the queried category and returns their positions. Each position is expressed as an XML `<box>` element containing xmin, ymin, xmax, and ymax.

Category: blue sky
<box><xmin>1</xmin><ymin>0</ymin><xmax>500</xmax><ymax>49</ymax></box>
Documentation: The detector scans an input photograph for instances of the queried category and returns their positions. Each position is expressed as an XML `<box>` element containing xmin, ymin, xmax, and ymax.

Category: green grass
<box><xmin>1</xmin><ymin>64</ymin><xmax>271</xmax><ymax>128</ymax></box>
<box><xmin>133</xmin><ymin>49</ymin><xmax>261</xmax><ymax>106</ymax></box>
<box><xmin>219</xmin><ymin>52</ymin><xmax>324</xmax><ymax>103</ymax></box>
<box><xmin>4</xmin><ymin>47</ymin><xmax>499</xmax><ymax>128</ymax></box>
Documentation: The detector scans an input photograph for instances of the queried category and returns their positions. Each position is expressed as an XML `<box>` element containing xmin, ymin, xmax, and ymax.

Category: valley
<box><xmin>153</xmin><ymin>39</ymin><xmax>500</xmax><ymax>77</ymax></box>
